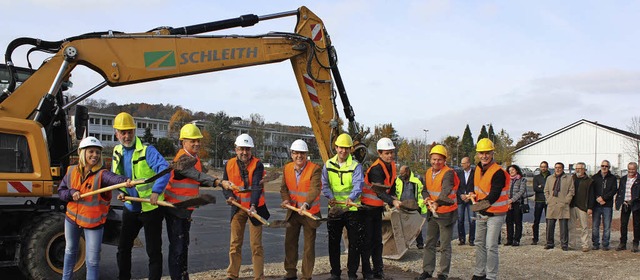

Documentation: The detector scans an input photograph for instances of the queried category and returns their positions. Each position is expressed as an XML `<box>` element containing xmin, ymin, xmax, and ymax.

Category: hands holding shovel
<box><xmin>424</xmin><ymin>198</ymin><xmax>439</xmax><ymax>217</ymax></box>
<box><xmin>281</xmin><ymin>201</ymin><xmax>325</xmax><ymax>221</ymax></box>
<box><xmin>226</xmin><ymin>197</ymin><xmax>270</xmax><ymax>226</ymax></box>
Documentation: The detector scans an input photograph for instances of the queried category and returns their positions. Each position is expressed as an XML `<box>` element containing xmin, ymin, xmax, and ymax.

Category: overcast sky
<box><xmin>2</xmin><ymin>1</ymin><xmax>639</xmax><ymax>143</ymax></box>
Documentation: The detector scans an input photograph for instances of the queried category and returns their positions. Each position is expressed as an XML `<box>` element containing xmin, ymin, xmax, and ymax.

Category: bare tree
<box><xmin>625</xmin><ymin>116</ymin><xmax>640</xmax><ymax>162</ymax></box>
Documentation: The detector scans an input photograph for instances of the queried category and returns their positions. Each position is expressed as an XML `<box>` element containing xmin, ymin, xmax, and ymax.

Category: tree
<box><xmin>168</xmin><ymin>108</ymin><xmax>192</xmax><ymax>139</ymax></box>
<box><xmin>624</xmin><ymin>116</ymin><xmax>640</xmax><ymax>162</ymax></box>
<box><xmin>460</xmin><ymin>124</ymin><xmax>475</xmax><ymax>159</ymax></box>
<box><xmin>369</xmin><ymin>123</ymin><xmax>399</xmax><ymax>164</ymax></box>
<box><xmin>515</xmin><ymin>131</ymin><xmax>542</xmax><ymax>149</ymax></box>
<box><xmin>156</xmin><ymin>137</ymin><xmax>176</xmax><ymax>157</ymax></box>
<box><xmin>494</xmin><ymin>129</ymin><xmax>514</xmax><ymax>165</ymax></box>
<box><xmin>204</xmin><ymin>111</ymin><xmax>235</xmax><ymax>168</ymax></box>
<box><xmin>488</xmin><ymin>124</ymin><xmax>496</xmax><ymax>143</ymax></box>
<box><xmin>477</xmin><ymin>125</ymin><xmax>488</xmax><ymax>142</ymax></box>
<box><xmin>141</xmin><ymin>127</ymin><xmax>155</xmax><ymax>144</ymax></box>
<box><xmin>442</xmin><ymin>135</ymin><xmax>461</xmax><ymax>166</ymax></box>
<box><xmin>250</xmin><ymin>113</ymin><xmax>266</xmax><ymax>158</ymax></box>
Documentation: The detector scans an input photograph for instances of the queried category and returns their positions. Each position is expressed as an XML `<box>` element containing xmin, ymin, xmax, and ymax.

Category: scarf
<box><xmin>553</xmin><ymin>173</ymin><xmax>564</xmax><ymax>197</ymax></box>
<box><xmin>510</xmin><ymin>174</ymin><xmax>522</xmax><ymax>180</ymax></box>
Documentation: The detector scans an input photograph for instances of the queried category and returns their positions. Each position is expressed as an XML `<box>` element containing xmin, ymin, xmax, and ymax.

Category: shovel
<box><xmin>80</xmin><ymin>167</ymin><xmax>172</xmax><ymax>198</ymax></box>
<box><xmin>426</xmin><ymin>199</ymin><xmax>439</xmax><ymax>218</ymax></box>
<box><xmin>229</xmin><ymin>200</ymin><xmax>272</xmax><ymax>227</ymax></box>
<box><xmin>399</xmin><ymin>199</ymin><xmax>420</xmax><ymax>211</ymax></box>
<box><xmin>283</xmin><ymin>204</ymin><xmax>326</xmax><ymax>221</ymax></box>
<box><xmin>172</xmin><ymin>194</ymin><xmax>216</xmax><ymax>208</ymax></box>
<box><xmin>123</xmin><ymin>196</ymin><xmax>176</xmax><ymax>208</ymax></box>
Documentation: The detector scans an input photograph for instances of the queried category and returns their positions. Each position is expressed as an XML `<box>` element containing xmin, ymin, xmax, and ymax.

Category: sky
<box><xmin>1</xmin><ymin>0</ymin><xmax>639</xmax><ymax>144</ymax></box>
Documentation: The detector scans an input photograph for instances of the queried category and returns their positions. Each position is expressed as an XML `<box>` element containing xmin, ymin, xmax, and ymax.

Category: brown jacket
<box><xmin>544</xmin><ymin>173</ymin><xmax>575</xmax><ymax>219</ymax></box>
<box><xmin>280</xmin><ymin>162</ymin><xmax>322</xmax><ymax>225</ymax></box>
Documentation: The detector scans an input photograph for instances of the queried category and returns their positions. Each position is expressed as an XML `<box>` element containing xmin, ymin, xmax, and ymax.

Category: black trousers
<box><xmin>361</xmin><ymin>206</ymin><xmax>384</xmax><ymax>277</ymax></box>
<box><xmin>327</xmin><ymin>210</ymin><xmax>364</xmax><ymax>278</ymax></box>
<box><xmin>532</xmin><ymin>202</ymin><xmax>546</xmax><ymax>242</ymax></box>
<box><xmin>546</xmin><ymin>218</ymin><xmax>568</xmax><ymax>249</ymax></box>
<box><xmin>506</xmin><ymin>202</ymin><xmax>523</xmax><ymax>243</ymax></box>
<box><xmin>117</xmin><ymin>207</ymin><xmax>164</xmax><ymax>280</ymax></box>
<box><xmin>620</xmin><ymin>206</ymin><xmax>640</xmax><ymax>244</ymax></box>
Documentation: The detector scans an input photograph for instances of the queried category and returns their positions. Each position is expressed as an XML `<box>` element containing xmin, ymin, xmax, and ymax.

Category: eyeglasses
<box><xmin>601</xmin><ymin>165</ymin><xmax>610</xmax><ymax>168</ymax></box>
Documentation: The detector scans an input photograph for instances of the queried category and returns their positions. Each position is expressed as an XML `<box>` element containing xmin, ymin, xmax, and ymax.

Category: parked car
<box><xmin>533</xmin><ymin>168</ymin><xmax>541</xmax><ymax>176</ymax></box>
<box><xmin>521</xmin><ymin>167</ymin><xmax>534</xmax><ymax>177</ymax></box>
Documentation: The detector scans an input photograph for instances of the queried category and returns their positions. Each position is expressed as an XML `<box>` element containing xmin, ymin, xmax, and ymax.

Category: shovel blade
<box><xmin>173</xmin><ymin>194</ymin><xmax>216</xmax><ymax>209</ymax></box>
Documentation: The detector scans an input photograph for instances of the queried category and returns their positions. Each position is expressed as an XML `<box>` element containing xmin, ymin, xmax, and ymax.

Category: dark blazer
<box><xmin>592</xmin><ymin>171</ymin><xmax>618</xmax><ymax>208</ymax></box>
<box><xmin>456</xmin><ymin>167</ymin><xmax>475</xmax><ymax>204</ymax></box>
<box><xmin>615</xmin><ymin>175</ymin><xmax>640</xmax><ymax>212</ymax></box>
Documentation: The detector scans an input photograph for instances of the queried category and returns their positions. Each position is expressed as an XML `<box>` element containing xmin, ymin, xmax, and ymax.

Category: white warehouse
<box><xmin>513</xmin><ymin>119</ymin><xmax>639</xmax><ymax>175</ymax></box>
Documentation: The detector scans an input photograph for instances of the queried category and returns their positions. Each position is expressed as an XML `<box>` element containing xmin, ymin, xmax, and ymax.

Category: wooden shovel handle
<box><xmin>123</xmin><ymin>196</ymin><xmax>175</xmax><ymax>208</ymax></box>
<box><xmin>335</xmin><ymin>200</ymin><xmax>361</xmax><ymax>208</ymax></box>
<box><xmin>80</xmin><ymin>179</ymin><xmax>145</xmax><ymax>198</ymax></box>
<box><xmin>283</xmin><ymin>204</ymin><xmax>321</xmax><ymax>220</ymax></box>
<box><xmin>230</xmin><ymin>200</ymin><xmax>269</xmax><ymax>225</ymax></box>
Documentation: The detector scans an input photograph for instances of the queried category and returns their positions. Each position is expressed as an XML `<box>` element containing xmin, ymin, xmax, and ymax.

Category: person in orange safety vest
<box><xmin>58</xmin><ymin>136</ymin><xmax>132</xmax><ymax>280</ymax></box>
<box><xmin>470</xmin><ymin>138</ymin><xmax>510</xmax><ymax>280</ymax></box>
<box><xmin>416</xmin><ymin>144</ymin><xmax>460</xmax><ymax>280</ymax></box>
<box><xmin>279</xmin><ymin>139</ymin><xmax>322</xmax><ymax>280</ymax></box>
<box><xmin>165</xmin><ymin>124</ymin><xmax>232</xmax><ymax>280</ymax></box>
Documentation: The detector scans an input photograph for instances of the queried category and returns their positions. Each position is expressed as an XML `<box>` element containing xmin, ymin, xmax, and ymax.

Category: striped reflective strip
<box><xmin>165</xmin><ymin>189</ymin><xmax>195</xmax><ymax>201</ymax></box>
<box><xmin>137</xmin><ymin>183</ymin><xmax>153</xmax><ymax>192</ymax></box>
<box><xmin>67</xmin><ymin>209</ymin><xmax>107</xmax><ymax>224</ymax></box>
<box><xmin>333</xmin><ymin>191</ymin><xmax>351</xmax><ymax>196</ymax></box>
<box><xmin>76</xmin><ymin>199</ymin><xmax>101</xmax><ymax>207</ymax></box>
<box><xmin>289</xmin><ymin>190</ymin><xmax>306</xmax><ymax>197</ymax></box>
<box><xmin>239</xmin><ymin>196</ymin><xmax>252</xmax><ymax>203</ymax></box>
<box><xmin>492</xmin><ymin>200</ymin><xmax>509</xmax><ymax>207</ymax></box>
<box><xmin>430</xmin><ymin>191</ymin><xmax>441</xmax><ymax>196</ymax></box>
<box><xmin>295</xmin><ymin>200</ymin><xmax>320</xmax><ymax>208</ymax></box>
<box><xmin>170</xmin><ymin>182</ymin><xmax>199</xmax><ymax>189</ymax></box>
<box><xmin>362</xmin><ymin>193</ymin><xmax>381</xmax><ymax>201</ymax></box>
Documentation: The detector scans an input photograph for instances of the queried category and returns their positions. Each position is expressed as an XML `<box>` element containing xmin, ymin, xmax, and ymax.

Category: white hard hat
<box><xmin>376</xmin><ymin>137</ymin><xmax>395</xmax><ymax>150</ymax></box>
<box><xmin>79</xmin><ymin>136</ymin><xmax>103</xmax><ymax>150</ymax></box>
<box><xmin>235</xmin><ymin>133</ymin><xmax>255</xmax><ymax>148</ymax></box>
<box><xmin>290</xmin><ymin>139</ymin><xmax>309</xmax><ymax>152</ymax></box>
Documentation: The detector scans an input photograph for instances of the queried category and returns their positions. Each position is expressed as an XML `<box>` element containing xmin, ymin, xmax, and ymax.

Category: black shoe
<box><xmin>283</xmin><ymin>278</ymin><xmax>297</xmax><ymax>280</ymax></box>
<box><xmin>416</xmin><ymin>272</ymin><xmax>432</xmax><ymax>280</ymax></box>
<box><xmin>469</xmin><ymin>241</ymin><xmax>475</xmax><ymax>246</ymax></box>
<box><xmin>531</xmin><ymin>241</ymin><xmax>538</xmax><ymax>245</ymax></box>
<box><xmin>616</xmin><ymin>244</ymin><xmax>626</xmax><ymax>251</ymax></box>
<box><xmin>544</xmin><ymin>245</ymin><xmax>554</xmax><ymax>249</ymax></box>
<box><xmin>602</xmin><ymin>246</ymin><xmax>611</xmax><ymax>251</ymax></box>
<box><xmin>512</xmin><ymin>241</ymin><xmax>520</xmax><ymax>246</ymax></box>
<box><xmin>417</xmin><ymin>243</ymin><xmax>424</xmax><ymax>249</ymax></box>
<box><xmin>471</xmin><ymin>275</ymin><xmax>487</xmax><ymax>280</ymax></box>
<box><xmin>592</xmin><ymin>245</ymin><xmax>600</xmax><ymax>250</ymax></box>
<box><xmin>504</xmin><ymin>241</ymin><xmax>512</xmax><ymax>246</ymax></box>
<box><xmin>562</xmin><ymin>247</ymin><xmax>568</xmax><ymax>251</ymax></box>
<box><xmin>437</xmin><ymin>275</ymin><xmax>448</xmax><ymax>280</ymax></box>
<box><xmin>348</xmin><ymin>277</ymin><xmax>357</xmax><ymax>280</ymax></box>
<box><xmin>327</xmin><ymin>276</ymin><xmax>341</xmax><ymax>280</ymax></box>
<box><xmin>458</xmin><ymin>240</ymin><xmax>466</xmax><ymax>245</ymax></box>
<box><xmin>374</xmin><ymin>273</ymin><xmax>391</xmax><ymax>280</ymax></box>
<box><xmin>632</xmin><ymin>243</ymin><xmax>639</xmax><ymax>253</ymax></box>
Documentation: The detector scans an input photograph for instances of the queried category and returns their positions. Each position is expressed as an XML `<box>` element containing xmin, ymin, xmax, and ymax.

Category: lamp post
<box><xmin>423</xmin><ymin>129</ymin><xmax>429</xmax><ymax>169</ymax></box>
<box><xmin>215</xmin><ymin>132</ymin><xmax>224</xmax><ymax>168</ymax></box>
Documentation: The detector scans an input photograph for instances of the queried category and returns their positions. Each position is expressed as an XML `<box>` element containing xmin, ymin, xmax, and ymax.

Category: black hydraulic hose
<box><xmin>4</xmin><ymin>37</ymin><xmax>63</xmax><ymax>93</ymax></box>
<box><xmin>327</xmin><ymin>45</ymin><xmax>355</xmax><ymax>123</ymax></box>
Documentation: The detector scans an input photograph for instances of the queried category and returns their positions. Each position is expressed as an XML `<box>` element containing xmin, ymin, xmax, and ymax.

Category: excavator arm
<box><xmin>1</xmin><ymin>6</ymin><xmax>360</xmax><ymax>170</ymax></box>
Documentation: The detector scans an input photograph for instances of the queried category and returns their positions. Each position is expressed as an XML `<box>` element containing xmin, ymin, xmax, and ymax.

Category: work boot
<box><xmin>437</xmin><ymin>275</ymin><xmax>448</xmax><ymax>280</ymax></box>
<box><xmin>458</xmin><ymin>239</ymin><xmax>466</xmax><ymax>245</ymax></box>
<box><xmin>471</xmin><ymin>275</ymin><xmax>486</xmax><ymax>280</ymax></box>
<box><xmin>512</xmin><ymin>241</ymin><xmax>520</xmax><ymax>246</ymax></box>
<box><xmin>632</xmin><ymin>243</ymin><xmax>639</xmax><ymax>253</ymax></box>
<box><xmin>415</xmin><ymin>272</ymin><xmax>432</xmax><ymax>280</ymax></box>
<box><xmin>327</xmin><ymin>275</ymin><xmax>340</xmax><ymax>280</ymax></box>
<box><xmin>616</xmin><ymin>243</ymin><xmax>627</xmax><ymax>251</ymax></box>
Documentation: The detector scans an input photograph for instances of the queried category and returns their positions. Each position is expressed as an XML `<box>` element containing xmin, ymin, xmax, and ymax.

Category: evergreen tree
<box><xmin>461</xmin><ymin>124</ymin><xmax>475</xmax><ymax>158</ymax></box>
<box><xmin>142</xmin><ymin>127</ymin><xmax>154</xmax><ymax>144</ymax></box>
<box><xmin>488</xmin><ymin>124</ymin><xmax>496</xmax><ymax>143</ymax></box>
<box><xmin>477</xmin><ymin>125</ymin><xmax>488</xmax><ymax>142</ymax></box>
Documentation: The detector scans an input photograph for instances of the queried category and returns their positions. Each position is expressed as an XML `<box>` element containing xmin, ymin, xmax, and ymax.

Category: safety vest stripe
<box><xmin>332</xmin><ymin>191</ymin><xmax>351</xmax><ymax>196</ymax></box>
<box><xmin>362</xmin><ymin>193</ymin><xmax>381</xmax><ymax>201</ymax></box>
<box><xmin>164</xmin><ymin>189</ymin><xmax>195</xmax><ymax>201</ymax></box>
<box><xmin>474</xmin><ymin>186</ymin><xmax>508</xmax><ymax>197</ymax></box>
<box><xmin>492</xmin><ymin>200</ymin><xmax>509</xmax><ymax>207</ymax></box>
<box><xmin>137</xmin><ymin>183</ymin><xmax>153</xmax><ymax>192</ymax></box>
<box><xmin>67</xmin><ymin>209</ymin><xmax>108</xmax><ymax>224</ymax></box>
<box><xmin>239</xmin><ymin>196</ymin><xmax>252</xmax><ymax>203</ymax></box>
<box><xmin>76</xmin><ymin>199</ymin><xmax>110</xmax><ymax>207</ymax></box>
<box><xmin>169</xmin><ymin>182</ymin><xmax>199</xmax><ymax>189</ymax></box>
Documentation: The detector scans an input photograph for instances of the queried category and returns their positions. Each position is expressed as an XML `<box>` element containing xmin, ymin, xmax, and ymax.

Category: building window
<box><xmin>89</xmin><ymin>133</ymin><xmax>99</xmax><ymax>138</ymax></box>
<box><xmin>153</xmin><ymin>123</ymin><xmax>158</xmax><ymax>130</ymax></box>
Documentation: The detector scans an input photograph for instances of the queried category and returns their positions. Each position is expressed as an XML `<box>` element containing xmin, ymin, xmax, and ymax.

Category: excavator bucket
<box><xmin>381</xmin><ymin>208</ymin><xmax>425</xmax><ymax>260</ymax></box>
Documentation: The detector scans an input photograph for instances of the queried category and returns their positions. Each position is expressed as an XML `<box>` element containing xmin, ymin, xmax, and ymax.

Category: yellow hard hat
<box><xmin>476</xmin><ymin>138</ymin><xmax>495</xmax><ymax>152</ymax></box>
<box><xmin>179</xmin><ymin>123</ymin><xmax>203</xmax><ymax>140</ymax></box>
<box><xmin>430</xmin><ymin>144</ymin><xmax>448</xmax><ymax>158</ymax></box>
<box><xmin>334</xmin><ymin>133</ymin><xmax>353</xmax><ymax>147</ymax></box>
<box><xmin>113</xmin><ymin>112</ymin><xmax>136</xmax><ymax>130</ymax></box>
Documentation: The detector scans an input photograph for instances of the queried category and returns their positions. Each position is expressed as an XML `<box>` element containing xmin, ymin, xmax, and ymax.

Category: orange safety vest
<box><xmin>64</xmin><ymin>166</ymin><xmax>110</xmax><ymax>228</ymax></box>
<box><xmin>226</xmin><ymin>157</ymin><xmax>265</xmax><ymax>208</ymax></box>
<box><xmin>362</xmin><ymin>158</ymin><xmax>396</xmax><ymax>206</ymax></box>
<box><xmin>165</xmin><ymin>149</ymin><xmax>202</xmax><ymax>210</ymax></box>
<box><xmin>283</xmin><ymin>161</ymin><xmax>321</xmax><ymax>215</ymax></box>
<box><xmin>474</xmin><ymin>162</ymin><xmax>510</xmax><ymax>214</ymax></box>
<box><xmin>425</xmin><ymin>165</ymin><xmax>459</xmax><ymax>214</ymax></box>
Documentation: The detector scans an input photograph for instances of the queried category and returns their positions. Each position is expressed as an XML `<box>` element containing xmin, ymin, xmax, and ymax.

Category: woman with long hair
<box><xmin>505</xmin><ymin>164</ymin><xmax>527</xmax><ymax>246</ymax></box>
<box><xmin>58</xmin><ymin>136</ymin><xmax>131</xmax><ymax>280</ymax></box>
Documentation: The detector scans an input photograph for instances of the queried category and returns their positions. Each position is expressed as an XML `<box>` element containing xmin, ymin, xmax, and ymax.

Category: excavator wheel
<box><xmin>19</xmin><ymin>212</ymin><xmax>86</xmax><ymax>280</ymax></box>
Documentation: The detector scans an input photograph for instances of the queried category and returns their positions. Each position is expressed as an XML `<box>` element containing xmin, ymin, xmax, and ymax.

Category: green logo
<box><xmin>144</xmin><ymin>51</ymin><xmax>176</xmax><ymax>70</ymax></box>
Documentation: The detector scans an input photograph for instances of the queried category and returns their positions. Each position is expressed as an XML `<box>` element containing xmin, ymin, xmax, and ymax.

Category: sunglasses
<box><xmin>601</xmin><ymin>165</ymin><xmax>610</xmax><ymax>168</ymax></box>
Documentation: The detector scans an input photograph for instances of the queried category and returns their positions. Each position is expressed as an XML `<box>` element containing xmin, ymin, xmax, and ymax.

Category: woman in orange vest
<box><xmin>58</xmin><ymin>137</ymin><xmax>131</xmax><ymax>280</ymax></box>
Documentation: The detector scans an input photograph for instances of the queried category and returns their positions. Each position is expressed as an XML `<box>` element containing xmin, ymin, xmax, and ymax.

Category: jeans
<box><xmin>63</xmin><ymin>219</ymin><xmax>103</xmax><ymax>280</ymax></box>
<box><xmin>361</xmin><ymin>206</ymin><xmax>384</xmax><ymax>277</ymax></box>
<box><xmin>457</xmin><ymin>202</ymin><xmax>475</xmax><ymax>243</ymax></box>
<box><xmin>117</xmin><ymin>208</ymin><xmax>164</xmax><ymax>280</ymax></box>
<box><xmin>505</xmin><ymin>202</ymin><xmax>523</xmax><ymax>243</ymax></box>
<box><xmin>592</xmin><ymin>206</ymin><xmax>612</xmax><ymax>248</ymax></box>
<box><xmin>532</xmin><ymin>202</ymin><xmax>546</xmax><ymax>242</ymax></box>
<box><xmin>327</xmin><ymin>210</ymin><xmax>363</xmax><ymax>278</ymax></box>
<box><xmin>165</xmin><ymin>209</ymin><xmax>193</xmax><ymax>280</ymax></box>
<box><xmin>474</xmin><ymin>214</ymin><xmax>505</xmax><ymax>280</ymax></box>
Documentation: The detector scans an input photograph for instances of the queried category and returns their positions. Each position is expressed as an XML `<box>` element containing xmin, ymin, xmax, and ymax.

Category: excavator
<box><xmin>0</xmin><ymin>6</ymin><xmax>423</xmax><ymax>279</ymax></box>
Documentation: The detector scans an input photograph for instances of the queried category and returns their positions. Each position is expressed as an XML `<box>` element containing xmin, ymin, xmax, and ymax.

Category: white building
<box><xmin>87</xmin><ymin>112</ymin><xmax>169</xmax><ymax>146</ymax></box>
<box><xmin>512</xmin><ymin>119</ymin><xmax>639</xmax><ymax>175</ymax></box>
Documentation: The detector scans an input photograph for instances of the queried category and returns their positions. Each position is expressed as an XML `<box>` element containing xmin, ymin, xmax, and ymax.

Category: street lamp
<box><xmin>423</xmin><ymin>129</ymin><xmax>429</xmax><ymax>169</ymax></box>
<box><xmin>215</xmin><ymin>132</ymin><xmax>224</xmax><ymax>168</ymax></box>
